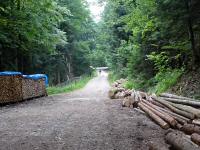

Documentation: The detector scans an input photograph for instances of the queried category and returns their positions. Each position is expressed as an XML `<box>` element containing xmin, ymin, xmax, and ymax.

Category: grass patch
<box><xmin>47</xmin><ymin>76</ymin><xmax>92</xmax><ymax>95</ymax></box>
<box><xmin>149</xmin><ymin>69</ymin><xmax>184</xmax><ymax>94</ymax></box>
<box><xmin>124</xmin><ymin>80</ymin><xmax>135</xmax><ymax>89</ymax></box>
<box><xmin>108</xmin><ymin>71</ymin><xmax>120</xmax><ymax>84</ymax></box>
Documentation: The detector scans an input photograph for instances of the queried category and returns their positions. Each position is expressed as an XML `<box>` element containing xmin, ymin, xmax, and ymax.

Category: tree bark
<box><xmin>165</xmin><ymin>130</ymin><xmax>199</xmax><ymax>150</ymax></box>
<box><xmin>148</xmin><ymin>141</ymin><xmax>169</xmax><ymax>150</ymax></box>
<box><xmin>170</xmin><ymin>103</ymin><xmax>200</xmax><ymax>118</ymax></box>
<box><xmin>191</xmin><ymin>133</ymin><xmax>200</xmax><ymax>146</ymax></box>
<box><xmin>138</xmin><ymin>102</ymin><xmax>170</xmax><ymax>129</ymax></box>
<box><xmin>192</xmin><ymin>119</ymin><xmax>200</xmax><ymax>126</ymax></box>
<box><xmin>161</xmin><ymin>97</ymin><xmax>200</xmax><ymax>107</ymax></box>
<box><xmin>141</xmin><ymin>101</ymin><xmax>177</xmax><ymax>127</ymax></box>
<box><xmin>182</xmin><ymin>123</ymin><xmax>200</xmax><ymax>135</ymax></box>
<box><xmin>160</xmin><ymin>109</ymin><xmax>189</xmax><ymax>125</ymax></box>
<box><xmin>159</xmin><ymin>93</ymin><xmax>196</xmax><ymax>101</ymax></box>
<box><xmin>185</xmin><ymin>0</ymin><xmax>200</xmax><ymax>66</ymax></box>
<box><xmin>152</xmin><ymin>96</ymin><xmax>195</xmax><ymax>119</ymax></box>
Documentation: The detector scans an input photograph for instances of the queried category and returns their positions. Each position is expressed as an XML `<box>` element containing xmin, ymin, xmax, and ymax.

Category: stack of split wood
<box><xmin>109</xmin><ymin>80</ymin><xmax>200</xmax><ymax>149</ymax></box>
<box><xmin>22</xmin><ymin>78</ymin><xmax>47</xmax><ymax>100</ymax></box>
<box><xmin>0</xmin><ymin>74</ymin><xmax>23</xmax><ymax>104</ymax></box>
<box><xmin>0</xmin><ymin>72</ymin><xmax>48</xmax><ymax>104</ymax></box>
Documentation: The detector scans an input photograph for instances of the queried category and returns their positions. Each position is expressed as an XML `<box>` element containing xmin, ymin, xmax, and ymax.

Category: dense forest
<box><xmin>0</xmin><ymin>0</ymin><xmax>96</xmax><ymax>85</ymax></box>
<box><xmin>95</xmin><ymin>0</ymin><xmax>200</xmax><ymax>94</ymax></box>
<box><xmin>1</xmin><ymin>0</ymin><xmax>200</xmax><ymax>94</ymax></box>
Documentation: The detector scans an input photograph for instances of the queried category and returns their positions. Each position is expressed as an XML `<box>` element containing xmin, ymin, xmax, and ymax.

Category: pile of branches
<box><xmin>109</xmin><ymin>79</ymin><xmax>200</xmax><ymax>149</ymax></box>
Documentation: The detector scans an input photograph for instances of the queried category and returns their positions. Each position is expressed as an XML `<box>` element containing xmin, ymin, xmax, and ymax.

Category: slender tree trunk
<box><xmin>57</xmin><ymin>70</ymin><xmax>61</xmax><ymax>84</ymax></box>
<box><xmin>15</xmin><ymin>49</ymin><xmax>18</xmax><ymax>71</ymax></box>
<box><xmin>186</xmin><ymin>0</ymin><xmax>200</xmax><ymax>67</ymax></box>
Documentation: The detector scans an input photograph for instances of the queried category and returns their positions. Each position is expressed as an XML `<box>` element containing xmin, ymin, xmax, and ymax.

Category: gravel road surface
<box><xmin>0</xmin><ymin>75</ymin><xmax>166</xmax><ymax>150</ymax></box>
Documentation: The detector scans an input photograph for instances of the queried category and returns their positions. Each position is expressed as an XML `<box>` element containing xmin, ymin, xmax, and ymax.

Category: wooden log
<box><xmin>176</xmin><ymin>123</ymin><xmax>183</xmax><ymax>130</ymax></box>
<box><xmin>160</xmin><ymin>93</ymin><xmax>196</xmax><ymax>101</ymax></box>
<box><xmin>148</xmin><ymin>141</ymin><xmax>169</xmax><ymax>150</ymax></box>
<box><xmin>161</xmin><ymin>97</ymin><xmax>200</xmax><ymax>107</ymax></box>
<box><xmin>145</xmin><ymin>100</ymin><xmax>190</xmax><ymax>124</ymax></box>
<box><xmin>165</xmin><ymin>130</ymin><xmax>199</xmax><ymax>150</ymax></box>
<box><xmin>145</xmin><ymin>99</ymin><xmax>190</xmax><ymax>124</ymax></box>
<box><xmin>108</xmin><ymin>88</ymin><xmax>117</xmax><ymax>99</ymax></box>
<box><xmin>138</xmin><ymin>102</ymin><xmax>170</xmax><ymax>129</ymax></box>
<box><xmin>122</xmin><ymin>96</ymin><xmax>135</xmax><ymax>108</ymax></box>
<box><xmin>181</xmin><ymin>123</ymin><xmax>200</xmax><ymax>135</ymax></box>
<box><xmin>150</xmin><ymin>99</ymin><xmax>166</xmax><ymax>108</ymax></box>
<box><xmin>170</xmin><ymin>103</ymin><xmax>200</xmax><ymax>118</ymax></box>
<box><xmin>191</xmin><ymin>133</ymin><xmax>200</xmax><ymax>146</ymax></box>
<box><xmin>141</xmin><ymin>101</ymin><xmax>177</xmax><ymax>127</ymax></box>
<box><xmin>192</xmin><ymin>119</ymin><xmax>200</xmax><ymax>126</ymax></box>
<box><xmin>152</xmin><ymin>96</ymin><xmax>195</xmax><ymax>119</ymax></box>
<box><xmin>155</xmin><ymin>106</ymin><xmax>190</xmax><ymax>124</ymax></box>
<box><xmin>0</xmin><ymin>75</ymin><xmax>23</xmax><ymax>104</ymax></box>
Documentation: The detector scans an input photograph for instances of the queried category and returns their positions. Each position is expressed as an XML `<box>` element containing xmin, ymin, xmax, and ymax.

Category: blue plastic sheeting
<box><xmin>23</xmin><ymin>74</ymin><xmax>48</xmax><ymax>86</ymax></box>
<box><xmin>0</xmin><ymin>71</ymin><xmax>22</xmax><ymax>76</ymax></box>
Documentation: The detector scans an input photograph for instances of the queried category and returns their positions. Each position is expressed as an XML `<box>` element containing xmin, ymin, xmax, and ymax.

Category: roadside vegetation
<box><xmin>98</xmin><ymin>0</ymin><xmax>200</xmax><ymax>96</ymax></box>
<box><xmin>47</xmin><ymin>75</ymin><xmax>92</xmax><ymax>95</ymax></box>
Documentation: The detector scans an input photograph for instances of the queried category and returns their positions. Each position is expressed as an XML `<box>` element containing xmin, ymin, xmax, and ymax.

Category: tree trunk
<box><xmin>159</xmin><ymin>93</ymin><xmax>195</xmax><ymax>101</ymax></box>
<box><xmin>170</xmin><ymin>103</ymin><xmax>200</xmax><ymax>118</ymax></box>
<box><xmin>57</xmin><ymin>70</ymin><xmax>61</xmax><ymax>84</ymax></box>
<box><xmin>165</xmin><ymin>130</ymin><xmax>199</xmax><ymax>150</ymax></box>
<box><xmin>148</xmin><ymin>141</ymin><xmax>169</xmax><ymax>150</ymax></box>
<box><xmin>191</xmin><ymin>133</ymin><xmax>200</xmax><ymax>146</ymax></box>
<box><xmin>157</xmin><ymin>106</ymin><xmax>190</xmax><ymax>125</ymax></box>
<box><xmin>161</xmin><ymin>97</ymin><xmax>200</xmax><ymax>107</ymax></box>
<box><xmin>192</xmin><ymin>119</ymin><xmax>200</xmax><ymax>126</ymax></box>
<box><xmin>138</xmin><ymin>102</ymin><xmax>170</xmax><ymax>129</ymax></box>
<box><xmin>181</xmin><ymin>123</ymin><xmax>200</xmax><ymax>135</ymax></box>
<box><xmin>185</xmin><ymin>0</ymin><xmax>200</xmax><ymax>66</ymax></box>
<box><xmin>152</xmin><ymin>96</ymin><xmax>195</xmax><ymax>119</ymax></box>
<box><xmin>141</xmin><ymin>101</ymin><xmax>177</xmax><ymax>127</ymax></box>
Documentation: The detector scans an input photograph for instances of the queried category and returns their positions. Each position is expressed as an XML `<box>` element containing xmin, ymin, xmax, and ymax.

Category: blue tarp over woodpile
<box><xmin>0</xmin><ymin>72</ymin><xmax>48</xmax><ymax>87</ymax></box>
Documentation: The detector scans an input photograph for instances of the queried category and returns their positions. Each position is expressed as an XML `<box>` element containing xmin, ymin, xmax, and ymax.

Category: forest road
<box><xmin>0</xmin><ymin>74</ymin><xmax>166</xmax><ymax>150</ymax></box>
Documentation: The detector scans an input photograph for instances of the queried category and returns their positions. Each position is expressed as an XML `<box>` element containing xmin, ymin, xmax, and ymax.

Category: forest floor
<box><xmin>0</xmin><ymin>75</ymin><xmax>167</xmax><ymax>150</ymax></box>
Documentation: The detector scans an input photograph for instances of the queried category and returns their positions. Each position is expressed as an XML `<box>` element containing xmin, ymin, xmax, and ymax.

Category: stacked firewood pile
<box><xmin>0</xmin><ymin>72</ymin><xmax>47</xmax><ymax>104</ymax></box>
<box><xmin>109</xmin><ymin>79</ymin><xmax>200</xmax><ymax>149</ymax></box>
<box><xmin>0</xmin><ymin>74</ymin><xmax>23</xmax><ymax>104</ymax></box>
<box><xmin>22</xmin><ymin>78</ymin><xmax>47</xmax><ymax>100</ymax></box>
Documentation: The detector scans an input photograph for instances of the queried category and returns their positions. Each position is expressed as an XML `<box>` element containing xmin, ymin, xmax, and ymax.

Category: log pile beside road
<box><xmin>109</xmin><ymin>79</ymin><xmax>200</xmax><ymax>149</ymax></box>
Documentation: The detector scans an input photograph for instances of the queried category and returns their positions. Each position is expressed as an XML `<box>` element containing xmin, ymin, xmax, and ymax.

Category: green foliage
<box><xmin>95</xmin><ymin>0</ymin><xmax>200</xmax><ymax>93</ymax></box>
<box><xmin>0</xmin><ymin>0</ymin><xmax>96</xmax><ymax>85</ymax></box>
<box><xmin>147</xmin><ymin>52</ymin><xmax>169</xmax><ymax>72</ymax></box>
<box><xmin>47</xmin><ymin>75</ymin><xmax>92</xmax><ymax>95</ymax></box>
<box><xmin>108</xmin><ymin>72</ymin><xmax>120</xmax><ymax>84</ymax></box>
<box><xmin>149</xmin><ymin>69</ymin><xmax>184</xmax><ymax>94</ymax></box>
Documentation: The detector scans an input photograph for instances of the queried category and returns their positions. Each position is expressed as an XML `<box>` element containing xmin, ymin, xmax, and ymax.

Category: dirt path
<box><xmin>0</xmin><ymin>75</ymin><xmax>166</xmax><ymax>150</ymax></box>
